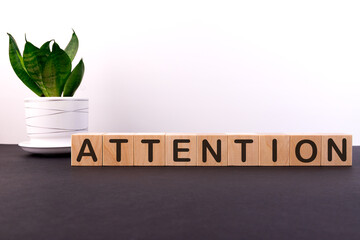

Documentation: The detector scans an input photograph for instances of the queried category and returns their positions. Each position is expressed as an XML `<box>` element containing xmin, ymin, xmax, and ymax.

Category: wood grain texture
<box><xmin>71</xmin><ymin>133</ymin><xmax>103</xmax><ymax>166</ymax></box>
<box><xmin>103</xmin><ymin>133</ymin><xmax>134</xmax><ymax>166</ymax></box>
<box><xmin>166</xmin><ymin>134</ymin><xmax>197</xmax><ymax>166</ymax></box>
<box><xmin>290</xmin><ymin>135</ymin><xmax>321</xmax><ymax>166</ymax></box>
<box><xmin>134</xmin><ymin>134</ymin><xmax>165</xmax><ymax>166</ymax></box>
<box><xmin>321</xmin><ymin>134</ymin><xmax>352</xmax><ymax>166</ymax></box>
<box><xmin>259</xmin><ymin>135</ymin><xmax>290</xmax><ymax>166</ymax></box>
<box><xmin>228</xmin><ymin>134</ymin><xmax>259</xmax><ymax>166</ymax></box>
<box><xmin>197</xmin><ymin>134</ymin><xmax>227</xmax><ymax>166</ymax></box>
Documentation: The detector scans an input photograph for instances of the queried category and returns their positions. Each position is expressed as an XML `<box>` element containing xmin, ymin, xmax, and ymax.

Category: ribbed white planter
<box><xmin>19</xmin><ymin>97</ymin><xmax>88</xmax><ymax>153</ymax></box>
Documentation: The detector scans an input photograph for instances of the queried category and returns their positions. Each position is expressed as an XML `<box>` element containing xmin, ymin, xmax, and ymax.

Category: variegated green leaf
<box><xmin>65</xmin><ymin>30</ymin><xmax>79</xmax><ymax>62</ymax></box>
<box><xmin>8</xmin><ymin>33</ymin><xmax>43</xmax><ymax>96</ymax></box>
<box><xmin>42</xmin><ymin>42</ymin><xmax>71</xmax><ymax>96</ymax></box>
<box><xmin>23</xmin><ymin>41</ymin><xmax>49</xmax><ymax>96</ymax></box>
<box><xmin>63</xmin><ymin>59</ymin><xmax>85</xmax><ymax>96</ymax></box>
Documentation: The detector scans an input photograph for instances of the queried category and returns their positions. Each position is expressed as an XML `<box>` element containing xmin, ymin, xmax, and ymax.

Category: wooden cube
<box><xmin>228</xmin><ymin>134</ymin><xmax>259</xmax><ymax>166</ymax></box>
<box><xmin>290</xmin><ymin>135</ymin><xmax>321</xmax><ymax>166</ymax></box>
<box><xmin>166</xmin><ymin>134</ymin><xmax>197</xmax><ymax>166</ymax></box>
<box><xmin>71</xmin><ymin>133</ymin><xmax>103</xmax><ymax>166</ymax></box>
<box><xmin>197</xmin><ymin>134</ymin><xmax>227</xmax><ymax>166</ymax></box>
<box><xmin>103</xmin><ymin>133</ymin><xmax>134</xmax><ymax>166</ymax></box>
<box><xmin>134</xmin><ymin>133</ymin><xmax>165</xmax><ymax>166</ymax></box>
<box><xmin>259</xmin><ymin>135</ymin><xmax>290</xmax><ymax>166</ymax></box>
<box><xmin>321</xmin><ymin>134</ymin><xmax>352</xmax><ymax>166</ymax></box>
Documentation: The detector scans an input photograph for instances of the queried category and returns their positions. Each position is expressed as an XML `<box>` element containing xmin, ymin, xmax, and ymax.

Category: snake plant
<box><xmin>8</xmin><ymin>30</ymin><xmax>85</xmax><ymax>97</ymax></box>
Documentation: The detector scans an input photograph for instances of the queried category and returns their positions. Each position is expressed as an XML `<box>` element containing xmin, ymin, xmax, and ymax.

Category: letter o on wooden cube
<box><xmin>290</xmin><ymin>135</ymin><xmax>321</xmax><ymax>166</ymax></box>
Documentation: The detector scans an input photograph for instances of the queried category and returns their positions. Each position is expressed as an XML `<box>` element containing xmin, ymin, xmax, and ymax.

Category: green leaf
<box><xmin>7</xmin><ymin>33</ymin><xmax>43</xmax><ymax>97</ymax></box>
<box><xmin>37</xmin><ymin>40</ymin><xmax>52</xmax><ymax>71</ymax></box>
<box><xmin>23</xmin><ymin>41</ymin><xmax>49</xmax><ymax>96</ymax></box>
<box><xmin>65</xmin><ymin>30</ymin><xmax>79</xmax><ymax>62</ymax></box>
<box><xmin>42</xmin><ymin>42</ymin><xmax>72</xmax><ymax>96</ymax></box>
<box><xmin>63</xmin><ymin>59</ymin><xmax>85</xmax><ymax>96</ymax></box>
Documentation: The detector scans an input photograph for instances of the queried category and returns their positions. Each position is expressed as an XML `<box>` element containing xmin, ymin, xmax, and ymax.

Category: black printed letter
<box><xmin>173</xmin><ymin>139</ymin><xmax>190</xmax><ymax>162</ymax></box>
<box><xmin>234</xmin><ymin>139</ymin><xmax>253</xmax><ymax>162</ymax></box>
<box><xmin>77</xmin><ymin>139</ymin><xmax>97</xmax><ymax>162</ymax></box>
<box><xmin>109</xmin><ymin>139</ymin><xmax>129</xmax><ymax>162</ymax></box>
<box><xmin>202</xmin><ymin>139</ymin><xmax>221</xmax><ymax>163</ymax></box>
<box><xmin>141</xmin><ymin>139</ymin><xmax>160</xmax><ymax>162</ymax></box>
<box><xmin>295</xmin><ymin>140</ymin><xmax>317</xmax><ymax>163</ymax></box>
<box><xmin>328</xmin><ymin>138</ymin><xmax>347</xmax><ymax>162</ymax></box>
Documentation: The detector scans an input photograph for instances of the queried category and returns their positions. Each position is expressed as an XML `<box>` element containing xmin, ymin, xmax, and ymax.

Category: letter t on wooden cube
<box><xmin>71</xmin><ymin>133</ymin><xmax>103</xmax><ymax>166</ymax></box>
<box><xmin>134</xmin><ymin>133</ymin><xmax>165</xmax><ymax>166</ymax></box>
<box><xmin>228</xmin><ymin>134</ymin><xmax>259</xmax><ymax>166</ymax></box>
<box><xmin>103</xmin><ymin>133</ymin><xmax>134</xmax><ymax>166</ymax></box>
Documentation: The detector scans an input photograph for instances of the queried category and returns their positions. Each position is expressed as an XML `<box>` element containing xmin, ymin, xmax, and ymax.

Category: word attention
<box><xmin>71</xmin><ymin>133</ymin><xmax>352</xmax><ymax>167</ymax></box>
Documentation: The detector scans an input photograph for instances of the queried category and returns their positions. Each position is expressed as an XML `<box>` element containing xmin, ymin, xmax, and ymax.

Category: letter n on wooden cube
<box><xmin>134</xmin><ymin>133</ymin><xmax>165</xmax><ymax>166</ymax></box>
<box><xmin>290</xmin><ymin>135</ymin><xmax>321</xmax><ymax>166</ymax></box>
<box><xmin>71</xmin><ymin>133</ymin><xmax>103</xmax><ymax>166</ymax></box>
<box><xmin>197</xmin><ymin>134</ymin><xmax>227</xmax><ymax>166</ymax></box>
<box><xmin>259</xmin><ymin>135</ymin><xmax>290</xmax><ymax>166</ymax></box>
<box><xmin>166</xmin><ymin>134</ymin><xmax>197</xmax><ymax>166</ymax></box>
<box><xmin>228</xmin><ymin>134</ymin><xmax>259</xmax><ymax>166</ymax></box>
<box><xmin>321</xmin><ymin>134</ymin><xmax>352</xmax><ymax>166</ymax></box>
<box><xmin>103</xmin><ymin>133</ymin><xmax>134</xmax><ymax>166</ymax></box>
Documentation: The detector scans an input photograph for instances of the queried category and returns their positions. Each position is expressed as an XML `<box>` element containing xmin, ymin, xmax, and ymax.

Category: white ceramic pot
<box><xmin>19</xmin><ymin>97</ymin><xmax>88</xmax><ymax>154</ymax></box>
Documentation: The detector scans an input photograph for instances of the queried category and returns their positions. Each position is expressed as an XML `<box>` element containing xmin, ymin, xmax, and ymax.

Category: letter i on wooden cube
<box><xmin>71</xmin><ymin>133</ymin><xmax>103</xmax><ymax>166</ymax></box>
<box><xmin>290</xmin><ymin>135</ymin><xmax>322</xmax><ymax>166</ymax></box>
<box><xmin>259</xmin><ymin>135</ymin><xmax>290</xmax><ymax>166</ymax></box>
<box><xmin>134</xmin><ymin>133</ymin><xmax>165</xmax><ymax>166</ymax></box>
<box><xmin>228</xmin><ymin>134</ymin><xmax>259</xmax><ymax>166</ymax></box>
<box><xmin>103</xmin><ymin>133</ymin><xmax>134</xmax><ymax>166</ymax></box>
<box><xmin>321</xmin><ymin>134</ymin><xmax>352</xmax><ymax>166</ymax></box>
<box><xmin>197</xmin><ymin>134</ymin><xmax>228</xmax><ymax>166</ymax></box>
<box><xmin>166</xmin><ymin>134</ymin><xmax>197</xmax><ymax>166</ymax></box>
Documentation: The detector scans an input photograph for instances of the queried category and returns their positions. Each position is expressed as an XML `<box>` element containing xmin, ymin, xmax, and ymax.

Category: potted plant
<box><xmin>8</xmin><ymin>31</ymin><xmax>87</xmax><ymax>154</ymax></box>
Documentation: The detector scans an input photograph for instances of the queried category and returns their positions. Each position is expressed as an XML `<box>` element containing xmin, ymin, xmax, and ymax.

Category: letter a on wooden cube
<box><xmin>228</xmin><ymin>134</ymin><xmax>259</xmax><ymax>166</ymax></box>
<box><xmin>290</xmin><ymin>135</ymin><xmax>321</xmax><ymax>166</ymax></box>
<box><xmin>197</xmin><ymin>134</ymin><xmax>227</xmax><ymax>166</ymax></box>
<box><xmin>103</xmin><ymin>133</ymin><xmax>134</xmax><ymax>166</ymax></box>
<box><xmin>134</xmin><ymin>133</ymin><xmax>165</xmax><ymax>166</ymax></box>
<box><xmin>166</xmin><ymin>134</ymin><xmax>197</xmax><ymax>166</ymax></box>
<box><xmin>71</xmin><ymin>133</ymin><xmax>103</xmax><ymax>166</ymax></box>
<box><xmin>259</xmin><ymin>135</ymin><xmax>290</xmax><ymax>166</ymax></box>
<box><xmin>321</xmin><ymin>134</ymin><xmax>352</xmax><ymax>166</ymax></box>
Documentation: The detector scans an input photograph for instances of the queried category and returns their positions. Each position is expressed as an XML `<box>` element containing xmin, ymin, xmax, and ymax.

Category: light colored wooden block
<box><xmin>321</xmin><ymin>134</ymin><xmax>352</xmax><ymax>166</ymax></box>
<box><xmin>134</xmin><ymin>133</ymin><xmax>165</xmax><ymax>166</ymax></box>
<box><xmin>166</xmin><ymin>134</ymin><xmax>197</xmax><ymax>166</ymax></box>
<box><xmin>197</xmin><ymin>134</ymin><xmax>227</xmax><ymax>166</ymax></box>
<box><xmin>228</xmin><ymin>134</ymin><xmax>259</xmax><ymax>166</ymax></box>
<box><xmin>290</xmin><ymin>135</ymin><xmax>321</xmax><ymax>166</ymax></box>
<box><xmin>259</xmin><ymin>135</ymin><xmax>290</xmax><ymax>166</ymax></box>
<box><xmin>71</xmin><ymin>133</ymin><xmax>103</xmax><ymax>166</ymax></box>
<box><xmin>103</xmin><ymin>133</ymin><xmax>134</xmax><ymax>166</ymax></box>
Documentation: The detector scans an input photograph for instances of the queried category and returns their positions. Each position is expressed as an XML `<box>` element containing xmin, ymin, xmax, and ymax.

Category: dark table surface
<box><xmin>0</xmin><ymin>145</ymin><xmax>359</xmax><ymax>240</ymax></box>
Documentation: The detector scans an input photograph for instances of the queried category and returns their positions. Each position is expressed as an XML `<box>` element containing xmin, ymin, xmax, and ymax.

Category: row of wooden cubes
<box><xmin>71</xmin><ymin>133</ymin><xmax>352</xmax><ymax>166</ymax></box>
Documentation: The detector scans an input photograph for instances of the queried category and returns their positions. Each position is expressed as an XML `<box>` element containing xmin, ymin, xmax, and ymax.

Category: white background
<box><xmin>0</xmin><ymin>0</ymin><xmax>359</xmax><ymax>144</ymax></box>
